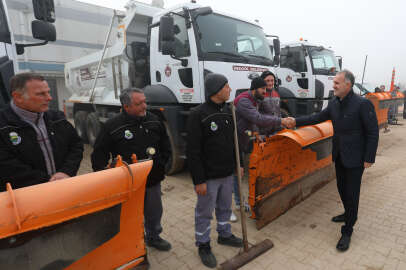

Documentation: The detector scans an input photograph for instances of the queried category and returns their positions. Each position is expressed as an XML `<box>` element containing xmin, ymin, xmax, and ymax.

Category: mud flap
<box><xmin>0</xmin><ymin>161</ymin><xmax>152</xmax><ymax>270</ymax></box>
<box><xmin>248</xmin><ymin>121</ymin><xmax>335</xmax><ymax>230</ymax></box>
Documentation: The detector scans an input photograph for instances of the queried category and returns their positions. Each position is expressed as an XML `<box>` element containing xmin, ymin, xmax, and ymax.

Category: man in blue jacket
<box><xmin>288</xmin><ymin>69</ymin><xmax>379</xmax><ymax>251</ymax></box>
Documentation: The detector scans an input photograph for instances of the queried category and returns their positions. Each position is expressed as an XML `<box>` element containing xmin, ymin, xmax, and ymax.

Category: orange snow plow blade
<box><xmin>0</xmin><ymin>160</ymin><xmax>152</xmax><ymax>270</ymax></box>
<box><xmin>249</xmin><ymin>121</ymin><xmax>335</xmax><ymax>229</ymax></box>
<box><xmin>366</xmin><ymin>92</ymin><xmax>392</xmax><ymax>129</ymax></box>
<box><xmin>393</xmin><ymin>91</ymin><xmax>404</xmax><ymax>106</ymax></box>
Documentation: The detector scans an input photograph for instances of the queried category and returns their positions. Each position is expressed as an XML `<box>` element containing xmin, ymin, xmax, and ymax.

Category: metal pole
<box><xmin>89</xmin><ymin>10</ymin><xmax>117</xmax><ymax>105</ymax></box>
<box><xmin>230</xmin><ymin>103</ymin><xmax>249</xmax><ymax>252</ymax></box>
<box><xmin>361</xmin><ymin>55</ymin><xmax>368</xmax><ymax>86</ymax></box>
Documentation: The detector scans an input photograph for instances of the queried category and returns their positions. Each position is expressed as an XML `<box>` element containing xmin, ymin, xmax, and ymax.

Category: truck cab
<box><xmin>275</xmin><ymin>41</ymin><xmax>341</xmax><ymax>116</ymax></box>
<box><xmin>0</xmin><ymin>0</ymin><xmax>56</xmax><ymax>106</ymax></box>
<box><xmin>66</xmin><ymin>2</ymin><xmax>279</xmax><ymax>174</ymax></box>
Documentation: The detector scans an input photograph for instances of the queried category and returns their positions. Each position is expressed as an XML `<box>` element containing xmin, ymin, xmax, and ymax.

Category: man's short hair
<box><xmin>119</xmin><ymin>87</ymin><xmax>144</xmax><ymax>106</ymax></box>
<box><xmin>10</xmin><ymin>72</ymin><xmax>45</xmax><ymax>94</ymax></box>
<box><xmin>338</xmin><ymin>69</ymin><xmax>355</xmax><ymax>87</ymax></box>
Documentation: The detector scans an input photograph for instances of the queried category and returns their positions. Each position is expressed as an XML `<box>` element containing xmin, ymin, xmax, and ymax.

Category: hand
<box><xmin>364</xmin><ymin>162</ymin><xmax>373</xmax><ymax>169</ymax></box>
<box><xmin>281</xmin><ymin>117</ymin><xmax>296</xmax><ymax>129</ymax></box>
<box><xmin>49</xmin><ymin>172</ymin><xmax>70</xmax><ymax>181</ymax></box>
<box><xmin>195</xmin><ymin>183</ymin><xmax>207</xmax><ymax>195</ymax></box>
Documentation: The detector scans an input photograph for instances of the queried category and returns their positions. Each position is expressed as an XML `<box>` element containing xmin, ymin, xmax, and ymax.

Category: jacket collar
<box><xmin>207</xmin><ymin>98</ymin><xmax>227</xmax><ymax>111</ymax></box>
<box><xmin>121</xmin><ymin>109</ymin><xmax>147</xmax><ymax>123</ymax></box>
<box><xmin>2</xmin><ymin>103</ymin><xmax>33</xmax><ymax>127</ymax></box>
<box><xmin>2</xmin><ymin>103</ymin><xmax>55</xmax><ymax>128</ymax></box>
<box><xmin>10</xmin><ymin>101</ymin><xmax>44</xmax><ymax>125</ymax></box>
<box><xmin>336</xmin><ymin>89</ymin><xmax>354</xmax><ymax>105</ymax></box>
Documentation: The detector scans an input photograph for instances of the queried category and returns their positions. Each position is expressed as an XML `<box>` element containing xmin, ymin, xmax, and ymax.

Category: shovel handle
<box><xmin>230</xmin><ymin>103</ymin><xmax>249</xmax><ymax>251</ymax></box>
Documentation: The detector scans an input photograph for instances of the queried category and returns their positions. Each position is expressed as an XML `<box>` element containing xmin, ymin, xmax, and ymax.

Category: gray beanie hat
<box><xmin>205</xmin><ymin>73</ymin><xmax>228</xmax><ymax>97</ymax></box>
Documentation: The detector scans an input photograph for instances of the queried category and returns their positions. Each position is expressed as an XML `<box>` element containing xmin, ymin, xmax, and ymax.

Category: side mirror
<box><xmin>273</xmin><ymin>38</ymin><xmax>280</xmax><ymax>56</ymax></box>
<box><xmin>193</xmin><ymin>7</ymin><xmax>213</xmax><ymax>18</ymax></box>
<box><xmin>161</xmin><ymin>41</ymin><xmax>175</xmax><ymax>56</ymax></box>
<box><xmin>159</xmin><ymin>15</ymin><xmax>175</xmax><ymax>43</ymax></box>
<box><xmin>32</xmin><ymin>20</ymin><xmax>56</xmax><ymax>41</ymax></box>
<box><xmin>0</xmin><ymin>6</ymin><xmax>11</xmax><ymax>43</ymax></box>
<box><xmin>273</xmin><ymin>55</ymin><xmax>280</xmax><ymax>66</ymax></box>
<box><xmin>337</xmin><ymin>56</ymin><xmax>343</xmax><ymax>69</ymax></box>
<box><xmin>0</xmin><ymin>56</ymin><xmax>13</xmax><ymax>104</ymax></box>
<box><xmin>32</xmin><ymin>0</ymin><xmax>55</xmax><ymax>23</ymax></box>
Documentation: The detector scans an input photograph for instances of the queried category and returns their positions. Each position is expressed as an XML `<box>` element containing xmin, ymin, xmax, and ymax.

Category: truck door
<box><xmin>150</xmin><ymin>12</ymin><xmax>200</xmax><ymax>104</ymax></box>
<box><xmin>279</xmin><ymin>46</ymin><xmax>312</xmax><ymax>98</ymax></box>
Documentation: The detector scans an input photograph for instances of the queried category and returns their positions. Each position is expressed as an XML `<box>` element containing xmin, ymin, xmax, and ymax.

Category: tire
<box><xmin>86</xmin><ymin>112</ymin><xmax>102</xmax><ymax>147</ymax></box>
<box><xmin>164</xmin><ymin>122</ymin><xmax>184</xmax><ymax>175</ymax></box>
<box><xmin>74</xmin><ymin>111</ymin><xmax>89</xmax><ymax>143</ymax></box>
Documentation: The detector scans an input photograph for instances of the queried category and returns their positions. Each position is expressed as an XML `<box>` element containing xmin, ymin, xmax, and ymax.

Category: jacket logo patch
<box><xmin>124</xmin><ymin>130</ymin><xmax>134</xmax><ymax>140</ymax></box>
<box><xmin>9</xmin><ymin>132</ymin><xmax>21</xmax><ymax>145</ymax></box>
<box><xmin>210</xmin><ymin>121</ymin><xmax>218</xmax><ymax>131</ymax></box>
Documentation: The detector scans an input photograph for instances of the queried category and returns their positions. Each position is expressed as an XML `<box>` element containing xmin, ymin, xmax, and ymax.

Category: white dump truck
<box><xmin>65</xmin><ymin>1</ymin><xmax>280</xmax><ymax>174</ymax></box>
<box><xmin>275</xmin><ymin>41</ymin><xmax>342</xmax><ymax>116</ymax></box>
<box><xmin>0</xmin><ymin>0</ymin><xmax>56</xmax><ymax>106</ymax></box>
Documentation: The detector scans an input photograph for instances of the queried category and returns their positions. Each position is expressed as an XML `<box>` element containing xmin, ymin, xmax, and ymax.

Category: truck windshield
<box><xmin>308</xmin><ymin>46</ymin><xmax>340</xmax><ymax>75</ymax></box>
<box><xmin>195</xmin><ymin>13</ymin><xmax>272</xmax><ymax>66</ymax></box>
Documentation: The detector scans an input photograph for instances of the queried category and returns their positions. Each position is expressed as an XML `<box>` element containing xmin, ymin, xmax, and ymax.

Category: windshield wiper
<box><xmin>206</xmin><ymin>51</ymin><xmax>248</xmax><ymax>60</ymax></box>
<box><xmin>314</xmin><ymin>67</ymin><xmax>335</xmax><ymax>75</ymax></box>
<box><xmin>247</xmin><ymin>54</ymin><xmax>272</xmax><ymax>63</ymax></box>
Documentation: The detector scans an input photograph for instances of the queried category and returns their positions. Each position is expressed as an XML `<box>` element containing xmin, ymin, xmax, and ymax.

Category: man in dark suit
<box><xmin>286</xmin><ymin>69</ymin><xmax>379</xmax><ymax>251</ymax></box>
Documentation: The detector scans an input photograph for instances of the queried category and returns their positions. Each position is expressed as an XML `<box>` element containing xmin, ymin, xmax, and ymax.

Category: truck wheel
<box><xmin>87</xmin><ymin>112</ymin><xmax>102</xmax><ymax>147</ymax></box>
<box><xmin>164</xmin><ymin>122</ymin><xmax>184</xmax><ymax>175</ymax></box>
<box><xmin>74</xmin><ymin>111</ymin><xmax>89</xmax><ymax>143</ymax></box>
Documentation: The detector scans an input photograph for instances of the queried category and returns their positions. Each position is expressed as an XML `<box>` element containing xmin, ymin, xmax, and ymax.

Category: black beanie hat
<box><xmin>205</xmin><ymin>73</ymin><xmax>228</xmax><ymax>97</ymax></box>
<box><xmin>260</xmin><ymin>70</ymin><xmax>275</xmax><ymax>80</ymax></box>
<box><xmin>250</xmin><ymin>77</ymin><xmax>267</xmax><ymax>90</ymax></box>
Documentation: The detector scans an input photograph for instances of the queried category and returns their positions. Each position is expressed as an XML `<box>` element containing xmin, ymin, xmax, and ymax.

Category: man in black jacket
<box><xmin>187</xmin><ymin>73</ymin><xmax>243</xmax><ymax>268</ymax></box>
<box><xmin>91</xmin><ymin>88</ymin><xmax>172</xmax><ymax>251</ymax></box>
<box><xmin>287</xmin><ymin>69</ymin><xmax>379</xmax><ymax>251</ymax></box>
<box><xmin>0</xmin><ymin>73</ymin><xmax>83</xmax><ymax>191</ymax></box>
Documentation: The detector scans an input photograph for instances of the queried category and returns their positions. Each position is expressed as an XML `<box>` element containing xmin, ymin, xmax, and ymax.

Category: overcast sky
<box><xmin>79</xmin><ymin>0</ymin><xmax>405</xmax><ymax>89</ymax></box>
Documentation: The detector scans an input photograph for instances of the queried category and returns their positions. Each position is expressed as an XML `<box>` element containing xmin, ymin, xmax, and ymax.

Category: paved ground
<box><xmin>78</xmin><ymin>119</ymin><xmax>406</xmax><ymax>270</ymax></box>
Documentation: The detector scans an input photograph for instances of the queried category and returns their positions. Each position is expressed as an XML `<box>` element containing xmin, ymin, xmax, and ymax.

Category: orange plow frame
<box><xmin>248</xmin><ymin>121</ymin><xmax>335</xmax><ymax>229</ymax></box>
<box><xmin>0</xmin><ymin>160</ymin><xmax>152</xmax><ymax>270</ymax></box>
<box><xmin>365</xmin><ymin>92</ymin><xmax>392</xmax><ymax>129</ymax></box>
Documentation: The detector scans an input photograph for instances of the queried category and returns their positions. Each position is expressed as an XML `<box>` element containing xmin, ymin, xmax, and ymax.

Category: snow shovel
<box><xmin>219</xmin><ymin>103</ymin><xmax>274</xmax><ymax>270</ymax></box>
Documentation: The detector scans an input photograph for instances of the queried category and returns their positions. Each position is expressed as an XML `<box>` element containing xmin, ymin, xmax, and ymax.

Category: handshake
<box><xmin>281</xmin><ymin>117</ymin><xmax>296</xmax><ymax>129</ymax></box>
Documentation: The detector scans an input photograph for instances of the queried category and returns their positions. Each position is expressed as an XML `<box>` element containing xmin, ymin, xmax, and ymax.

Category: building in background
<box><xmin>6</xmin><ymin>0</ymin><xmax>122</xmax><ymax>113</ymax></box>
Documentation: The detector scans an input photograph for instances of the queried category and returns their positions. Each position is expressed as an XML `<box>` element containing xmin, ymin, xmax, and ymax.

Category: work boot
<box><xmin>198</xmin><ymin>242</ymin><xmax>217</xmax><ymax>268</ymax></box>
<box><xmin>146</xmin><ymin>236</ymin><xmax>172</xmax><ymax>251</ymax></box>
<box><xmin>336</xmin><ymin>234</ymin><xmax>351</xmax><ymax>252</ymax></box>
<box><xmin>218</xmin><ymin>234</ymin><xmax>243</xmax><ymax>247</ymax></box>
<box><xmin>331</xmin><ymin>213</ymin><xmax>345</xmax><ymax>223</ymax></box>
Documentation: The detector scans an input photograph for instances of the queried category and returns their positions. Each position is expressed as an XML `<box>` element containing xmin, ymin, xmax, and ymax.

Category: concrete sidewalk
<box><xmin>77</xmin><ymin>120</ymin><xmax>406</xmax><ymax>270</ymax></box>
<box><xmin>150</xmin><ymin>121</ymin><xmax>406</xmax><ymax>270</ymax></box>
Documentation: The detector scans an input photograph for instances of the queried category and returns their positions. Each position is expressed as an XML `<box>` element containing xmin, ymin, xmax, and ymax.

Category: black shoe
<box><xmin>198</xmin><ymin>243</ymin><xmax>217</xmax><ymax>268</ymax></box>
<box><xmin>218</xmin><ymin>234</ymin><xmax>243</xmax><ymax>247</ymax></box>
<box><xmin>336</xmin><ymin>234</ymin><xmax>351</xmax><ymax>252</ymax></box>
<box><xmin>331</xmin><ymin>213</ymin><xmax>345</xmax><ymax>223</ymax></box>
<box><xmin>146</xmin><ymin>237</ymin><xmax>172</xmax><ymax>251</ymax></box>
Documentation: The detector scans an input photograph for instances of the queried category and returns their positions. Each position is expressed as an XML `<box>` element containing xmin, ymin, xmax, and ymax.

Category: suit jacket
<box><xmin>296</xmin><ymin>90</ymin><xmax>379</xmax><ymax>168</ymax></box>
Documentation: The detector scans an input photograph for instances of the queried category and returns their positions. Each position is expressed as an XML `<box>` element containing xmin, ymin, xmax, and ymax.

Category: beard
<box><xmin>254</xmin><ymin>90</ymin><xmax>265</xmax><ymax>101</ymax></box>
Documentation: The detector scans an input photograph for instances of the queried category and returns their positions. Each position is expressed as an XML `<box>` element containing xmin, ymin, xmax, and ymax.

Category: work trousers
<box><xmin>195</xmin><ymin>175</ymin><xmax>233</xmax><ymax>246</ymax></box>
<box><xmin>144</xmin><ymin>183</ymin><xmax>163</xmax><ymax>240</ymax></box>
<box><xmin>335</xmin><ymin>155</ymin><xmax>365</xmax><ymax>236</ymax></box>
